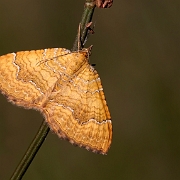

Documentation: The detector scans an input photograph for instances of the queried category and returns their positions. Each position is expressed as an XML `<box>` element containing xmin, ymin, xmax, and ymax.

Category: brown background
<box><xmin>0</xmin><ymin>0</ymin><xmax>180</xmax><ymax>179</ymax></box>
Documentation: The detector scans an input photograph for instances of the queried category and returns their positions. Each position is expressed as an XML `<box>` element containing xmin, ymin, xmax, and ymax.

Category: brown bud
<box><xmin>95</xmin><ymin>0</ymin><xmax>113</xmax><ymax>8</ymax></box>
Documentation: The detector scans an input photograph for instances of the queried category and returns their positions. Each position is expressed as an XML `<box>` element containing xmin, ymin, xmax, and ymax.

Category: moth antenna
<box><xmin>78</xmin><ymin>23</ymin><xmax>81</xmax><ymax>51</ymax></box>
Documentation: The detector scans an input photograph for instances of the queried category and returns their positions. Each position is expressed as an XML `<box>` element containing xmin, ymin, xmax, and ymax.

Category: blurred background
<box><xmin>0</xmin><ymin>0</ymin><xmax>180</xmax><ymax>179</ymax></box>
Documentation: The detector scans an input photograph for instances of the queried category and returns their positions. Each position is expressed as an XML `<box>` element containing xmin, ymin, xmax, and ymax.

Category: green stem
<box><xmin>10</xmin><ymin>121</ymin><xmax>50</xmax><ymax>180</ymax></box>
<box><xmin>72</xmin><ymin>0</ymin><xmax>96</xmax><ymax>51</ymax></box>
<box><xmin>10</xmin><ymin>1</ymin><xmax>96</xmax><ymax>179</ymax></box>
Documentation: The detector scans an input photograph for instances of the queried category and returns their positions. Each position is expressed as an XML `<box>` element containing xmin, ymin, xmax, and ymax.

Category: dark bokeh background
<box><xmin>0</xmin><ymin>0</ymin><xmax>180</xmax><ymax>179</ymax></box>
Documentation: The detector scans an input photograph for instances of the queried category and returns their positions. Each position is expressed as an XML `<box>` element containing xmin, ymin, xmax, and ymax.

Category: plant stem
<box><xmin>10</xmin><ymin>1</ymin><xmax>96</xmax><ymax>179</ymax></box>
<box><xmin>72</xmin><ymin>0</ymin><xmax>96</xmax><ymax>51</ymax></box>
<box><xmin>10</xmin><ymin>121</ymin><xmax>49</xmax><ymax>180</ymax></box>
